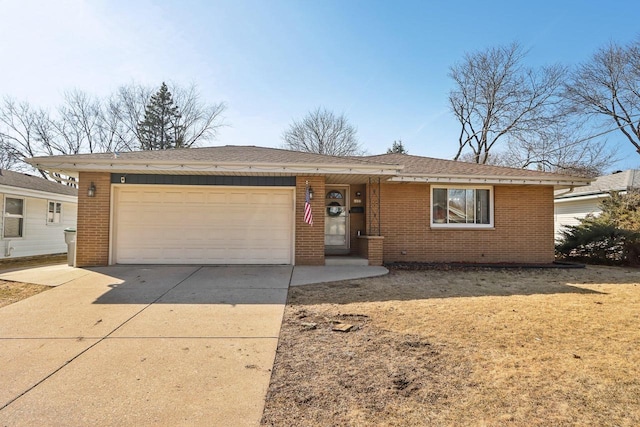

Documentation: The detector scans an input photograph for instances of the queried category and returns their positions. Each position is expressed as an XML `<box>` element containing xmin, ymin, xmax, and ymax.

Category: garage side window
<box><xmin>3</xmin><ymin>197</ymin><xmax>25</xmax><ymax>238</ymax></box>
<box><xmin>431</xmin><ymin>186</ymin><xmax>493</xmax><ymax>228</ymax></box>
<box><xmin>47</xmin><ymin>201</ymin><xmax>62</xmax><ymax>224</ymax></box>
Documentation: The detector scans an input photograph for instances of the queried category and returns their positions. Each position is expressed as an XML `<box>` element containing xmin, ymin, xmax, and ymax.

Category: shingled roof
<box><xmin>0</xmin><ymin>169</ymin><xmax>78</xmax><ymax>197</ymax></box>
<box><xmin>30</xmin><ymin>145</ymin><xmax>395</xmax><ymax>166</ymax></box>
<box><xmin>363</xmin><ymin>153</ymin><xmax>581</xmax><ymax>180</ymax></box>
<box><xmin>27</xmin><ymin>145</ymin><xmax>590</xmax><ymax>187</ymax></box>
<box><xmin>555</xmin><ymin>169</ymin><xmax>640</xmax><ymax>199</ymax></box>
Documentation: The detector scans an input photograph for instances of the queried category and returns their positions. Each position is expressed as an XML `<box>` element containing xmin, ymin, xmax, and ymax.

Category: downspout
<box><xmin>555</xmin><ymin>186</ymin><xmax>575</xmax><ymax>198</ymax></box>
<box><xmin>4</xmin><ymin>240</ymin><xmax>13</xmax><ymax>257</ymax></box>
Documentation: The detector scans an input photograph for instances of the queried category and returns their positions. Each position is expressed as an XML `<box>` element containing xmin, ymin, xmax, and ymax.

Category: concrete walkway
<box><xmin>0</xmin><ymin>264</ymin><xmax>387</xmax><ymax>426</ymax></box>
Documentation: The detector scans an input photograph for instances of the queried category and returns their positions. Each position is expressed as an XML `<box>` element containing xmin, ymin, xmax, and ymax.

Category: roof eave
<box><xmin>0</xmin><ymin>184</ymin><xmax>77</xmax><ymax>202</ymax></box>
<box><xmin>555</xmin><ymin>188</ymin><xmax>628</xmax><ymax>201</ymax></box>
<box><xmin>388</xmin><ymin>174</ymin><xmax>591</xmax><ymax>187</ymax></box>
<box><xmin>26</xmin><ymin>159</ymin><xmax>403</xmax><ymax>177</ymax></box>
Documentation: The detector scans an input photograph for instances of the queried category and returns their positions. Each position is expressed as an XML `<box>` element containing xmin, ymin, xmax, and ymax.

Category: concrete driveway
<box><xmin>0</xmin><ymin>265</ymin><xmax>291</xmax><ymax>426</ymax></box>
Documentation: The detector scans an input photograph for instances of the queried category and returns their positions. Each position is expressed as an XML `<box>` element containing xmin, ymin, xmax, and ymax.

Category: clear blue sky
<box><xmin>1</xmin><ymin>0</ymin><xmax>639</xmax><ymax>171</ymax></box>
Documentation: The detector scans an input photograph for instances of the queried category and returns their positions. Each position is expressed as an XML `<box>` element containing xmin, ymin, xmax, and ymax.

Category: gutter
<box><xmin>26</xmin><ymin>160</ymin><xmax>404</xmax><ymax>178</ymax></box>
<box><xmin>387</xmin><ymin>175</ymin><xmax>590</xmax><ymax>187</ymax></box>
<box><xmin>0</xmin><ymin>184</ymin><xmax>78</xmax><ymax>203</ymax></box>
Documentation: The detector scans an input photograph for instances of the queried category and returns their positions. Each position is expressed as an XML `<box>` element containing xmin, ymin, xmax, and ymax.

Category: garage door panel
<box><xmin>114</xmin><ymin>186</ymin><xmax>293</xmax><ymax>264</ymax></box>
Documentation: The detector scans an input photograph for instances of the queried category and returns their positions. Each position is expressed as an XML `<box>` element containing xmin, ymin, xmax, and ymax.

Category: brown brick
<box><xmin>295</xmin><ymin>176</ymin><xmax>325</xmax><ymax>265</ymax></box>
<box><xmin>76</xmin><ymin>172</ymin><xmax>111</xmax><ymax>267</ymax></box>
<box><xmin>377</xmin><ymin>184</ymin><xmax>554</xmax><ymax>264</ymax></box>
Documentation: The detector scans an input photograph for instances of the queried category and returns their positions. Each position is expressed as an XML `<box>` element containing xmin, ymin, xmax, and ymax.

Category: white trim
<box><xmin>430</xmin><ymin>185</ymin><xmax>494</xmax><ymax>229</ymax></box>
<box><xmin>555</xmin><ymin>191</ymin><xmax>626</xmax><ymax>203</ymax></box>
<box><xmin>291</xmin><ymin>187</ymin><xmax>296</xmax><ymax>266</ymax></box>
<box><xmin>3</xmin><ymin>195</ymin><xmax>26</xmax><ymax>239</ymax></box>
<box><xmin>389</xmin><ymin>175</ymin><xmax>588</xmax><ymax>187</ymax></box>
<box><xmin>109</xmin><ymin>184</ymin><xmax>296</xmax><ymax>265</ymax></box>
<box><xmin>28</xmin><ymin>160</ymin><xmax>402</xmax><ymax>178</ymax></box>
<box><xmin>108</xmin><ymin>184</ymin><xmax>116</xmax><ymax>265</ymax></box>
<box><xmin>324</xmin><ymin>184</ymin><xmax>350</xmax><ymax>251</ymax></box>
<box><xmin>0</xmin><ymin>184</ymin><xmax>77</xmax><ymax>203</ymax></box>
<box><xmin>46</xmin><ymin>200</ymin><xmax>63</xmax><ymax>225</ymax></box>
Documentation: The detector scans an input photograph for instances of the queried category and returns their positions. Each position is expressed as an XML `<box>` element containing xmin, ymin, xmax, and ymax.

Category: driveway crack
<box><xmin>0</xmin><ymin>266</ymin><xmax>204</xmax><ymax>412</ymax></box>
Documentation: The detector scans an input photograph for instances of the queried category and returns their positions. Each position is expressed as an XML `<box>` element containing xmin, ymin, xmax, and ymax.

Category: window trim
<box><xmin>430</xmin><ymin>185</ymin><xmax>494</xmax><ymax>229</ymax></box>
<box><xmin>47</xmin><ymin>200</ymin><xmax>63</xmax><ymax>225</ymax></box>
<box><xmin>3</xmin><ymin>196</ymin><xmax>26</xmax><ymax>239</ymax></box>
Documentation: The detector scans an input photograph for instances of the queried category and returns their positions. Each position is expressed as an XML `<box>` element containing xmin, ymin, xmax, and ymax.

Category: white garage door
<box><xmin>113</xmin><ymin>185</ymin><xmax>294</xmax><ymax>264</ymax></box>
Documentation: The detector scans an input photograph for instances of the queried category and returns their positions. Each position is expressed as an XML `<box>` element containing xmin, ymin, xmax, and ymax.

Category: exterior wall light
<box><xmin>87</xmin><ymin>182</ymin><xmax>96</xmax><ymax>198</ymax></box>
<box><xmin>305</xmin><ymin>180</ymin><xmax>314</xmax><ymax>199</ymax></box>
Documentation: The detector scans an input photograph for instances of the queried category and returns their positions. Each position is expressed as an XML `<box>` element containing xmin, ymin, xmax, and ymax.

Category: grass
<box><xmin>0</xmin><ymin>256</ymin><xmax>62</xmax><ymax>308</ymax></box>
<box><xmin>261</xmin><ymin>265</ymin><xmax>640</xmax><ymax>426</ymax></box>
<box><xmin>0</xmin><ymin>254</ymin><xmax>66</xmax><ymax>271</ymax></box>
<box><xmin>0</xmin><ymin>280</ymin><xmax>49</xmax><ymax>308</ymax></box>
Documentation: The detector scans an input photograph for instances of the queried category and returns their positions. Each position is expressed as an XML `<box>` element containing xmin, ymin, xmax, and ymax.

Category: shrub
<box><xmin>556</xmin><ymin>190</ymin><xmax>640</xmax><ymax>266</ymax></box>
<box><xmin>556</xmin><ymin>222</ymin><xmax>640</xmax><ymax>265</ymax></box>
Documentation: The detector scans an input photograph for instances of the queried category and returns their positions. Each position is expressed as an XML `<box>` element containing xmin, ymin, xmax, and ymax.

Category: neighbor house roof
<box><xmin>555</xmin><ymin>169</ymin><xmax>640</xmax><ymax>200</ymax></box>
<box><xmin>27</xmin><ymin>145</ymin><xmax>591</xmax><ymax>188</ymax></box>
<box><xmin>0</xmin><ymin>169</ymin><xmax>78</xmax><ymax>197</ymax></box>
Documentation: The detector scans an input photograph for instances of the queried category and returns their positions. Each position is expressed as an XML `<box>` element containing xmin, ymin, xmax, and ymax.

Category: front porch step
<box><xmin>325</xmin><ymin>256</ymin><xmax>369</xmax><ymax>266</ymax></box>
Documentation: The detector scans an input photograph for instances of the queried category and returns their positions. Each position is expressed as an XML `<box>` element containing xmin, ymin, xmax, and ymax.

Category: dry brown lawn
<box><xmin>262</xmin><ymin>266</ymin><xmax>640</xmax><ymax>426</ymax></box>
<box><xmin>0</xmin><ymin>256</ymin><xmax>62</xmax><ymax>308</ymax></box>
<box><xmin>0</xmin><ymin>280</ymin><xmax>49</xmax><ymax>308</ymax></box>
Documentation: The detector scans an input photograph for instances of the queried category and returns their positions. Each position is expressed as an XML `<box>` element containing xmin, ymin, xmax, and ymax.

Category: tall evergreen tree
<box><xmin>386</xmin><ymin>140</ymin><xmax>408</xmax><ymax>154</ymax></box>
<box><xmin>137</xmin><ymin>82</ymin><xmax>184</xmax><ymax>150</ymax></box>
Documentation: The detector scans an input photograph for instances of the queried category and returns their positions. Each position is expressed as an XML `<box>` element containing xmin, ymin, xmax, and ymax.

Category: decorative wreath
<box><xmin>327</xmin><ymin>201</ymin><xmax>343</xmax><ymax>217</ymax></box>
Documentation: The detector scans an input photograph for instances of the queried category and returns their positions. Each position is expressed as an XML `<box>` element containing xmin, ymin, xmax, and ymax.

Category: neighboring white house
<box><xmin>1</xmin><ymin>169</ymin><xmax>78</xmax><ymax>259</ymax></box>
<box><xmin>554</xmin><ymin>169</ymin><xmax>640</xmax><ymax>240</ymax></box>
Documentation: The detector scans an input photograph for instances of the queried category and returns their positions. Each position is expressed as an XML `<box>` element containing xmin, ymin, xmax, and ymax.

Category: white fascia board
<box><xmin>555</xmin><ymin>191</ymin><xmax>625</xmax><ymax>203</ymax></box>
<box><xmin>0</xmin><ymin>185</ymin><xmax>77</xmax><ymax>203</ymax></box>
<box><xmin>388</xmin><ymin>175</ymin><xmax>591</xmax><ymax>187</ymax></box>
<box><xmin>28</xmin><ymin>160</ymin><xmax>402</xmax><ymax>176</ymax></box>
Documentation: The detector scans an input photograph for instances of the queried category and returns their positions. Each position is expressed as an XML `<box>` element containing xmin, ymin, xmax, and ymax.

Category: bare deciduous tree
<box><xmin>449</xmin><ymin>43</ymin><xmax>566</xmax><ymax>164</ymax></box>
<box><xmin>565</xmin><ymin>39</ymin><xmax>640</xmax><ymax>155</ymax></box>
<box><xmin>0</xmin><ymin>82</ymin><xmax>227</xmax><ymax>176</ymax></box>
<box><xmin>0</xmin><ymin>97</ymin><xmax>57</xmax><ymax>177</ymax></box>
<box><xmin>171</xmin><ymin>83</ymin><xmax>226</xmax><ymax>148</ymax></box>
<box><xmin>0</xmin><ymin>140</ymin><xmax>18</xmax><ymax>170</ymax></box>
<box><xmin>112</xmin><ymin>84</ymin><xmax>154</xmax><ymax>150</ymax></box>
<box><xmin>58</xmin><ymin>90</ymin><xmax>99</xmax><ymax>154</ymax></box>
<box><xmin>500</xmin><ymin>119</ymin><xmax>615</xmax><ymax>177</ymax></box>
<box><xmin>282</xmin><ymin>107</ymin><xmax>362</xmax><ymax>156</ymax></box>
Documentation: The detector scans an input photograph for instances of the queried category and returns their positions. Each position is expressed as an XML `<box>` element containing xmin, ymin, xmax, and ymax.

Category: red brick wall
<box><xmin>76</xmin><ymin>172</ymin><xmax>111</xmax><ymax>267</ymax></box>
<box><xmin>358</xmin><ymin>236</ymin><xmax>384</xmax><ymax>266</ymax></box>
<box><xmin>379</xmin><ymin>184</ymin><xmax>555</xmax><ymax>264</ymax></box>
<box><xmin>295</xmin><ymin>176</ymin><xmax>325</xmax><ymax>265</ymax></box>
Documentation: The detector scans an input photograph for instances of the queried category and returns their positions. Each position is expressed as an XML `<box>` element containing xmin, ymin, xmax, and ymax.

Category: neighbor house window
<box><xmin>431</xmin><ymin>186</ymin><xmax>493</xmax><ymax>228</ymax></box>
<box><xmin>3</xmin><ymin>197</ymin><xmax>25</xmax><ymax>238</ymax></box>
<box><xmin>47</xmin><ymin>201</ymin><xmax>62</xmax><ymax>224</ymax></box>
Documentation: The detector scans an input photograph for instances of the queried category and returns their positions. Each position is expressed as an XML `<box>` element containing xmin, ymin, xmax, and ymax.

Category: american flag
<box><xmin>304</xmin><ymin>186</ymin><xmax>313</xmax><ymax>226</ymax></box>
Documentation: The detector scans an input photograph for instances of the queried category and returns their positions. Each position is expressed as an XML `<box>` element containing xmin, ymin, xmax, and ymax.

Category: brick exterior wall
<box><xmin>358</xmin><ymin>236</ymin><xmax>384</xmax><ymax>266</ymax></box>
<box><xmin>295</xmin><ymin>176</ymin><xmax>325</xmax><ymax>265</ymax></box>
<box><xmin>72</xmin><ymin>171</ymin><xmax>553</xmax><ymax>266</ymax></box>
<box><xmin>76</xmin><ymin>172</ymin><xmax>111</xmax><ymax>267</ymax></box>
<box><xmin>379</xmin><ymin>184</ymin><xmax>555</xmax><ymax>264</ymax></box>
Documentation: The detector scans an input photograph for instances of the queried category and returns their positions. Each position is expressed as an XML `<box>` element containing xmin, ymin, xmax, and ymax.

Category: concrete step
<box><xmin>325</xmin><ymin>256</ymin><xmax>369</xmax><ymax>266</ymax></box>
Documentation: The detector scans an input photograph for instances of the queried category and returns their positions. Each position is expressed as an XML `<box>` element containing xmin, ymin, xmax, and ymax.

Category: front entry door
<box><xmin>325</xmin><ymin>186</ymin><xmax>349</xmax><ymax>253</ymax></box>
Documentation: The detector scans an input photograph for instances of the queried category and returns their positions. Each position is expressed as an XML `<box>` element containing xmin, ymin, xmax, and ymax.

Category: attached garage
<box><xmin>112</xmin><ymin>185</ymin><xmax>294</xmax><ymax>265</ymax></box>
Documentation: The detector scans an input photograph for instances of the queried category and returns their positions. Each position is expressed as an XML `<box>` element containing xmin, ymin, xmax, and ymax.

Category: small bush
<box><xmin>556</xmin><ymin>190</ymin><xmax>640</xmax><ymax>266</ymax></box>
<box><xmin>556</xmin><ymin>222</ymin><xmax>640</xmax><ymax>265</ymax></box>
